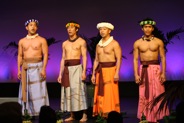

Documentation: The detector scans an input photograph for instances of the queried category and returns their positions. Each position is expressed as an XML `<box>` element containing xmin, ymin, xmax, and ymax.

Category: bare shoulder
<box><xmin>133</xmin><ymin>38</ymin><xmax>141</xmax><ymax>46</ymax></box>
<box><xmin>18</xmin><ymin>37</ymin><xmax>26</xmax><ymax>44</ymax></box>
<box><xmin>18</xmin><ymin>37</ymin><xmax>26</xmax><ymax>45</ymax></box>
<box><xmin>62</xmin><ymin>40</ymin><xmax>68</xmax><ymax>47</ymax></box>
<box><xmin>78</xmin><ymin>37</ymin><xmax>86</xmax><ymax>44</ymax></box>
<box><xmin>112</xmin><ymin>39</ymin><xmax>120</xmax><ymax>46</ymax></box>
<box><xmin>63</xmin><ymin>39</ymin><xmax>68</xmax><ymax>43</ymax></box>
<box><xmin>75</xmin><ymin>37</ymin><xmax>86</xmax><ymax>47</ymax></box>
<box><xmin>38</xmin><ymin>36</ymin><xmax>47</xmax><ymax>43</ymax></box>
<box><xmin>154</xmin><ymin>37</ymin><xmax>164</xmax><ymax>45</ymax></box>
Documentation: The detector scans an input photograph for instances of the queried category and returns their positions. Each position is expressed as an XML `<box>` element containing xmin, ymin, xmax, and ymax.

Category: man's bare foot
<box><xmin>79</xmin><ymin>117</ymin><xmax>88</xmax><ymax>122</ymax></box>
<box><xmin>64</xmin><ymin>117</ymin><xmax>75</xmax><ymax>122</ymax></box>
<box><xmin>80</xmin><ymin>113</ymin><xmax>87</xmax><ymax>122</ymax></box>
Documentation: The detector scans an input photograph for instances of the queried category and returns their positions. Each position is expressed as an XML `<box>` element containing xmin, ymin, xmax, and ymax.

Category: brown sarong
<box><xmin>21</xmin><ymin>57</ymin><xmax>42</xmax><ymax>102</ymax></box>
<box><xmin>95</xmin><ymin>62</ymin><xmax>116</xmax><ymax>96</ymax></box>
<box><xmin>61</xmin><ymin>59</ymin><xmax>80</xmax><ymax>88</ymax></box>
<box><xmin>140</xmin><ymin>60</ymin><xmax>160</xmax><ymax>99</ymax></box>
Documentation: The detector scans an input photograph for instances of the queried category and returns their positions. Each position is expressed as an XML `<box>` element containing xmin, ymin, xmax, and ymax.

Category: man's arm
<box><xmin>133</xmin><ymin>41</ymin><xmax>140</xmax><ymax>83</ymax></box>
<box><xmin>114</xmin><ymin>41</ymin><xmax>122</xmax><ymax>81</ymax></box>
<box><xmin>17</xmin><ymin>40</ymin><xmax>23</xmax><ymax>80</ymax></box>
<box><xmin>159</xmin><ymin>39</ymin><xmax>166</xmax><ymax>83</ymax></box>
<box><xmin>42</xmin><ymin>38</ymin><xmax>48</xmax><ymax>70</ymax></box>
<box><xmin>41</xmin><ymin>38</ymin><xmax>48</xmax><ymax>79</ymax></box>
<box><xmin>81</xmin><ymin>40</ymin><xmax>87</xmax><ymax>80</ymax></box>
<box><xmin>58</xmin><ymin>42</ymin><xmax>66</xmax><ymax>83</ymax></box>
<box><xmin>91</xmin><ymin>45</ymin><xmax>99</xmax><ymax>84</ymax></box>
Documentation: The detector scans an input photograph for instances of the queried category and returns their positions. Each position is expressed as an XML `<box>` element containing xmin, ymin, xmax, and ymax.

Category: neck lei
<box><xmin>142</xmin><ymin>35</ymin><xmax>154</xmax><ymax>41</ymax></box>
<box><xmin>68</xmin><ymin>36</ymin><xmax>79</xmax><ymax>42</ymax></box>
<box><xmin>26</xmin><ymin>33</ymin><xmax>39</xmax><ymax>39</ymax></box>
<box><xmin>98</xmin><ymin>36</ymin><xmax>113</xmax><ymax>47</ymax></box>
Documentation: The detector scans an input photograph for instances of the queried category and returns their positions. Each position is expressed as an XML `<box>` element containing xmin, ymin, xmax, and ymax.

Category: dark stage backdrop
<box><xmin>0</xmin><ymin>0</ymin><xmax>184</xmax><ymax>83</ymax></box>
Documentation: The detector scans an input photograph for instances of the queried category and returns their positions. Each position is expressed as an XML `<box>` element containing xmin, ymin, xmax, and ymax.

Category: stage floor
<box><xmin>31</xmin><ymin>97</ymin><xmax>166</xmax><ymax>123</ymax></box>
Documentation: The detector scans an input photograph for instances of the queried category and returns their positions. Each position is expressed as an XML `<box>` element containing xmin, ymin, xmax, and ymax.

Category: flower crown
<box><xmin>139</xmin><ymin>20</ymin><xmax>156</xmax><ymax>26</ymax></box>
<box><xmin>66</xmin><ymin>23</ymin><xmax>80</xmax><ymax>28</ymax></box>
<box><xmin>25</xmin><ymin>19</ymin><xmax>39</xmax><ymax>26</ymax></box>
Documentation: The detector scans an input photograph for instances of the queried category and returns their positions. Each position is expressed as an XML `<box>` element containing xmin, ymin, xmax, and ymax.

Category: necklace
<box><xmin>142</xmin><ymin>35</ymin><xmax>154</xmax><ymax>41</ymax></box>
<box><xmin>98</xmin><ymin>36</ymin><xmax>113</xmax><ymax>47</ymax></box>
<box><xmin>68</xmin><ymin>36</ymin><xmax>79</xmax><ymax>42</ymax></box>
<box><xmin>26</xmin><ymin>33</ymin><xmax>39</xmax><ymax>39</ymax></box>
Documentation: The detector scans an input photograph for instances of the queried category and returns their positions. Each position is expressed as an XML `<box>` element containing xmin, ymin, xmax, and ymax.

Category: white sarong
<box><xmin>61</xmin><ymin>64</ymin><xmax>87</xmax><ymax>112</ymax></box>
<box><xmin>18</xmin><ymin>62</ymin><xmax>49</xmax><ymax>116</ymax></box>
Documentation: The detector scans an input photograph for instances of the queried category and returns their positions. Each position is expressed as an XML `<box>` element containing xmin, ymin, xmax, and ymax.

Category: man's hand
<box><xmin>135</xmin><ymin>75</ymin><xmax>141</xmax><ymax>84</ymax></box>
<box><xmin>160</xmin><ymin>73</ymin><xmax>166</xmax><ymax>84</ymax></box>
<box><xmin>18</xmin><ymin>70</ymin><xmax>21</xmax><ymax>80</ymax></box>
<box><xmin>57</xmin><ymin>75</ymin><xmax>62</xmax><ymax>83</ymax></box>
<box><xmin>40</xmin><ymin>69</ymin><xmax>46</xmax><ymax>80</ymax></box>
<box><xmin>114</xmin><ymin>73</ymin><xmax>119</xmax><ymax>82</ymax></box>
<box><xmin>81</xmin><ymin>72</ymin><xmax>86</xmax><ymax>81</ymax></box>
<box><xmin>91</xmin><ymin>74</ymin><xmax>95</xmax><ymax>84</ymax></box>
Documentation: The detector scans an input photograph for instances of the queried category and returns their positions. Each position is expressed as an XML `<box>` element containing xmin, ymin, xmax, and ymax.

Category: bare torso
<box><xmin>63</xmin><ymin>37</ymin><xmax>85</xmax><ymax>59</ymax></box>
<box><xmin>96</xmin><ymin>40</ymin><xmax>117</xmax><ymax>62</ymax></box>
<box><xmin>20</xmin><ymin>36</ymin><xmax>44</xmax><ymax>59</ymax></box>
<box><xmin>137</xmin><ymin>37</ymin><xmax>161</xmax><ymax>61</ymax></box>
<box><xmin>133</xmin><ymin>34</ymin><xmax>166</xmax><ymax>83</ymax></box>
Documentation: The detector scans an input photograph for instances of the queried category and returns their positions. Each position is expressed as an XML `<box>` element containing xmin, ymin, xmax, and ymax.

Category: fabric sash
<box><xmin>95</xmin><ymin>62</ymin><xmax>116</xmax><ymax>96</ymax></box>
<box><xmin>140</xmin><ymin>60</ymin><xmax>160</xmax><ymax>99</ymax></box>
<box><xmin>61</xmin><ymin>59</ymin><xmax>80</xmax><ymax>88</ymax></box>
<box><xmin>21</xmin><ymin>57</ymin><xmax>42</xmax><ymax>102</ymax></box>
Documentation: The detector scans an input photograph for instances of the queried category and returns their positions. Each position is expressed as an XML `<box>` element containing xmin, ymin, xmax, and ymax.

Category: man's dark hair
<box><xmin>107</xmin><ymin>111</ymin><xmax>123</xmax><ymax>123</ymax></box>
<box><xmin>0</xmin><ymin>102</ymin><xmax>22</xmax><ymax>123</ymax></box>
<box><xmin>39</xmin><ymin>105</ymin><xmax>57</xmax><ymax>123</ymax></box>
<box><xmin>67</xmin><ymin>20</ymin><xmax>79</xmax><ymax>24</ymax></box>
<box><xmin>141</xmin><ymin>17</ymin><xmax>154</xmax><ymax>22</ymax></box>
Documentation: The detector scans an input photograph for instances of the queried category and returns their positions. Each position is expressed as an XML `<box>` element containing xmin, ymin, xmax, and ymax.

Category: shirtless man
<box><xmin>57</xmin><ymin>21</ymin><xmax>88</xmax><ymax>122</ymax></box>
<box><xmin>133</xmin><ymin>18</ymin><xmax>169</xmax><ymax>122</ymax></box>
<box><xmin>91</xmin><ymin>22</ymin><xmax>122</xmax><ymax>118</ymax></box>
<box><xmin>17</xmin><ymin>19</ymin><xmax>49</xmax><ymax>116</ymax></box>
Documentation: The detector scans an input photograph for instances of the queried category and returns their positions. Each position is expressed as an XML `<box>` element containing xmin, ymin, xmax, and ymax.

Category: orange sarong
<box><xmin>93</xmin><ymin>62</ymin><xmax>120</xmax><ymax>117</ymax></box>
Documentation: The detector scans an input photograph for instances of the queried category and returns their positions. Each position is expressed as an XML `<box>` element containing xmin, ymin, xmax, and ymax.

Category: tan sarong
<box><xmin>61</xmin><ymin>59</ymin><xmax>87</xmax><ymax>112</ymax></box>
<box><xmin>61</xmin><ymin>59</ymin><xmax>80</xmax><ymax>87</ymax></box>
